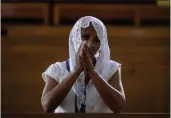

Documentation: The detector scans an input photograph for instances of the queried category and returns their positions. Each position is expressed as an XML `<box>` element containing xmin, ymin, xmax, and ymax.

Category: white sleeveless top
<box><xmin>42</xmin><ymin>60</ymin><xmax>121</xmax><ymax>113</ymax></box>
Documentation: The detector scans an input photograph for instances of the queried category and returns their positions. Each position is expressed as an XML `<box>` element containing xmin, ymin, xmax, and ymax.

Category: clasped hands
<box><xmin>75</xmin><ymin>41</ymin><xmax>95</xmax><ymax>75</ymax></box>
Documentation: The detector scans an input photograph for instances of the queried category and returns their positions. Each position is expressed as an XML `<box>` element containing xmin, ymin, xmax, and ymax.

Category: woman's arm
<box><xmin>41</xmin><ymin>42</ymin><xmax>85</xmax><ymax>113</ymax></box>
<box><xmin>89</xmin><ymin>69</ymin><xmax>126</xmax><ymax>113</ymax></box>
<box><xmin>81</xmin><ymin>45</ymin><xmax>126</xmax><ymax>113</ymax></box>
<box><xmin>41</xmin><ymin>70</ymin><xmax>81</xmax><ymax>113</ymax></box>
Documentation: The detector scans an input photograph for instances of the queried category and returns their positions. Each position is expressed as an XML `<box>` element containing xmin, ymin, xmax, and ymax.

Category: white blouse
<box><xmin>42</xmin><ymin>60</ymin><xmax>121</xmax><ymax>113</ymax></box>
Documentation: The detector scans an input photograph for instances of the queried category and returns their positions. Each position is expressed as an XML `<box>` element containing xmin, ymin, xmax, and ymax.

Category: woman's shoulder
<box><xmin>42</xmin><ymin>60</ymin><xmax>68</xmax><ymax>83</ymax></box>
<box><xmin>107</xmin><ymin>60</ymin><xmax>122</xmax><ymax>79</ymax></box>
<box><xmin>52</xmin><ymin>60</ymin><xmax>68</xmax><ymax>70</ymax></box>
<box><xmin>109</xmin><ymin>60</ymin><xmax>122</xmax><ymax>67</ymax></box>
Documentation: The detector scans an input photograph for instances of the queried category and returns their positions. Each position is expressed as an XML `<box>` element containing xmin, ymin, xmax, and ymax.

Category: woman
<box><xmin>41</xmin><ymin>16</ymin><xmax>126</xmax><ymax>113</ymax></box>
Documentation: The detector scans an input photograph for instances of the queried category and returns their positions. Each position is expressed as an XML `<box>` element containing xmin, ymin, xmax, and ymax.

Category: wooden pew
<box><xmin>1</xmin><ymin>113</ymin><xmax>170</xmax><ymax>118</ymax></box>
<box><xmin>53</xmin><ymin>4</ymin><xmax>169</xmax><ymax>26</ymax></box>
<box><xmin>1</xmin><ymin>3</ymin><xmax>49</xmax><ymax>25</ymax></box>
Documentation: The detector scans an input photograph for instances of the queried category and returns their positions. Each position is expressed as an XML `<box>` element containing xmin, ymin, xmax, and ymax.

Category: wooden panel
<box><xmin>140</xmin><ymin>6</ymin><xmax>169</xmax><ymax>20</ymax></box>
<box><xmin>4</xmin><ymin>26</ymin><xmax>170</xmax><ymax>37</ymax></box>
<box><xmin>53</xmin><ymin>4</ymin><xmax>169</xmax><ymax>26</ymax></box>
<box><xmin>53</xmin><ymin>4</ymin><xmax>135</xmax><ymax>25</ymax></box>
<box><xmin>1</xmin><ymin>3</ymin><xmax>49</xmax><ymax>25</ymax></box>
<box><xmin>59</xmin><ymin>4</ymin><xmax>135</xmax><ymax>19</ymax></box>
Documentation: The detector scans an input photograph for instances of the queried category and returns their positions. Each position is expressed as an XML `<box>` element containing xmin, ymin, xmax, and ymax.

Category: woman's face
<box><xmin>81</xmin><ymin>23</ymin><xmax>101</xmax><ymax>57</ymax></box>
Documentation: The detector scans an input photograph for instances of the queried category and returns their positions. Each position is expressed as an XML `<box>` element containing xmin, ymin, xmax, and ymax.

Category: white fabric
<box><xmin>42</xmin><ymin>16</ymin><xmax>122</xmax><ymax>112</ymax></box>
<box><xmin>69</xmin><ymin>16</ymin><xmax>113</xmax><ymax>110</ymax></box>
<box><xmin>42</xmin><ymin>60</ymin><xmax>122</xmax><ymax>113</ymax></box>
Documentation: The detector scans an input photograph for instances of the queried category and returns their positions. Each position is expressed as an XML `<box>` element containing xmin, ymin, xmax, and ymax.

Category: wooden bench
<box><xmin>1</xmin><ymin>113</ymin><xmax>170</xmax><ymax>118</ymax></box>
<box><xmin>1</xmin><ymin>3</ymin><xmax>49</xmax><ymax>26</ymax></box>
<box><xmin>53</xmin><ymin>4</ymin><xmax>169</xmax><ymax>26</ymax></box>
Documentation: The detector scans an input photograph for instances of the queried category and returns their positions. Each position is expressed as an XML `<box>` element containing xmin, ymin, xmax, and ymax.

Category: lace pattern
<box><xmin>68</xmin><ymin>16</ymin><xmax>116</xmax><ymax>111</ymax></box>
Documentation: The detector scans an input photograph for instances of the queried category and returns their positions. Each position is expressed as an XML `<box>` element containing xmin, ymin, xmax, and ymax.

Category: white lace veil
<box><xmin>69</xmin><ymin>16</ymin><xmax>111</xmax><ymax>111</ymax></box>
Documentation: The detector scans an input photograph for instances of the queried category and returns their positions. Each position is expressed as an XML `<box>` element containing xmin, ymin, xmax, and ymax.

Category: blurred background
<box><xmin>1</xmin><ymin>0</ymin><xmax>170</xmax><ymax>114</ymax></box>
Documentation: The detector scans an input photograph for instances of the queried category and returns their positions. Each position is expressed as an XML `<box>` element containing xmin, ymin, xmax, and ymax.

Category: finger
<box><xmin>83</xmin><ymin>48</ymin><xmax>91</xmax><ymax>61</ymax></box>
<box><xmin>82</xmin><ymin>57</ymin><xmax>89</xmax><ymax>73</ymax></box>
<box><xmin>80</xmin><ymin>54</ymin><xmax>85</xmax><ymax>62</ymax></box>
<box><xmin>83</xmin><ymin>48</ymin><xmax>94</xmax><ymax>64</ymax></box>
<box><xmin>85</xmin><ymin>45</ymin><xmax>93</xmax><ymax>58</ymax></box>
<box><xmin>83</xmin><ymin>53</ymin><xmax>92</xmax><ymax>68</ymax></box>
<box><xmin>83</xmin><ymin>46</ymin><xmax>88</xmax><ymax>55</ymax></box>
<box><xmin>79</xmin><ymin>42</ymin><xmax>88</xmax><ymax>56</ymax></box>
<box><xmin>78</xmin><ymin>41</ymin><xmax>86</xmax><ymax>53</ymax></box>
<box><xmin>82</xmin><ymin>49</ymin><xmax>89</xmax><ymax>62</ymax></box>
<box><xmin>82</xmin><ymin>51</ymin><xmax>88</xmax><ymax>63</ymax></box>
<box><xmin>84</xmin><ymin>45</ymin><xmax>89</xmax><ymax>53</ymax></box>
<box><xmin>82</xmin><ymin>51</ymin><xmax>90</xmax><ymax>65</ymax></box>
<box><xmin>82</xmin><ymin>51</ymin><xmax>94</xmax><ymax>71</ymax></box>
<box><xmin>78</xmin><ymin>42</ymin><xmax>83</xmax><ymax>51</ymax></box>
<box><xmin>80</xmin><ymin>55</ymin><xmax>85</xmax><ymax>69</ymax></box>
<box><xmin>80</xmin><ymin>55</ymin><xmax>87</xmax><ymax>71</ymax></box>
<box><xmin>82</xmin><ymin>46</ymin><xmax>93</xmax><ymax>63</ymax></box>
